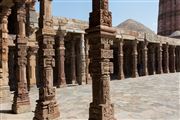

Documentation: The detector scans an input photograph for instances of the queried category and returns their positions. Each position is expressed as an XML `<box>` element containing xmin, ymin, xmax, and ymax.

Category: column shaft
<box><xmin>71</xmin><ymin>40</ymin><xmax>76</xmax><ymax>84</ymax></box>
<box><xmin>163</xmin><ymin>43</ymin><xmax>169</xmax><ymax>73</ymax></box>
<box><xmin>79</xmin><ymin>34</ymin><xmax>86</xmax><ymax>84</ymax></box>
<box><xmin>118</xmin><ymin>39</ymin><xmax>124</xmax><ymax>79</ymax></box>
<box><xmin>157</xmin><ymin>43</ymin><xmax>163</xmax><ymax>74</ymax></box>
<box><xmin>132</xmin><ymin>40</ymin><xmax>139</xmax><ymax>77</ymax></box>
<box><xmin>142</xmin><ymin>41</ymin><xmax>148</xmax><ymax>76</ymax></box>
<box><xmin>56</xmin><ymin>32</ymin><xmax>66</xmax><ymax>88</ymax></box>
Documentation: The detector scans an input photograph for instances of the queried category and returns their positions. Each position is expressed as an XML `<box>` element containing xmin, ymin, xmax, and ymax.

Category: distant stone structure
<box><xmin>0</xmin><ymin>0</ymin><xmax>180</xmax><ymax>119</ymax></box>
<box><xmin>158</xmin><ymin>0</ymin><xmax>180</xmax><ymax>37</ymax></box>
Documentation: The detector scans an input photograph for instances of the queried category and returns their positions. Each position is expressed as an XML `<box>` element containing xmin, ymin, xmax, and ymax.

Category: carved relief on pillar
<box><xmin>117</xmin><ymin>38</ymin><xmax>124</xmax><ymax>80</ymax></box>
<box><xmin>132</xmin><ymin>40</ymin><xmax>139</xmax><ymax>78</ymax></box>
<box><xmin>55</xmin><ymin>31</ymin><xmax>66</xmax><ymax>88</ymax></box>
<box><xmin>33</xmin><ymin>0</ymin><xmax>60</xmax><ymax>119</ymax></box>
<box><xmin>12</xmin><ymin>1</ymin><xmax>31</xmax><ymax>114</ymax></box>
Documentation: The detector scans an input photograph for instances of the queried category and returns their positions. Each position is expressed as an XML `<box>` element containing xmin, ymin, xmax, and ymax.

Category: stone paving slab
<box><xmin>0</xmin><ymin>73</ymin><xmax>180</xmax><ymax>120</ymax></box>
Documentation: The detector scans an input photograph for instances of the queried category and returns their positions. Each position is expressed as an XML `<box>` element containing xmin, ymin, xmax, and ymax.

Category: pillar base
<box><xmin>89</xmin><ymin>102</ymin><xmax>116</xmax><ymax>120</ymax></box>
<box><xmin>56</xmin><ymin>84</ymin><xmax>67</xmax><ymax>88</ymax></box>
<box><xmin>33</xmin><ymin>100</ymin><xmax>60</xmax><ymax>120</ymax></box>
<box><xmin>118</xmin><ymin>75</ymin><xmax>124</xmax><ymax>80</ymax></box>
<box><xmin>12</xmin><ymin>100</ymin><xmax>31</xmax><ymax>114</ymax></box>
<box><xmin>0</xmin><ymin>86</ymin><xmax>11</xmax><ymax>99</ymax></box>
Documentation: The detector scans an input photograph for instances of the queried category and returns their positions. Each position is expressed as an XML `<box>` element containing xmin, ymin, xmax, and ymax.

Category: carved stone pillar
<box><xmin>85</xmin><ymin>37</ymin><xmax>92</xmax><ymax>84</ymax></box>
<box><xmin>86</xmin><ymin>0</ymin><xmax>116</xmax><ymax>119</ymax></box>
<box><xmin>157</xmin><ymin>43</ymin><xmax>163</xmax><ymax>74</ymax></box>
<box><xmin>117</xmin><ymin>39</ymin><xmax>124</xmax><ymax>79</ymax></box>
<box><xmin>33</xmin><ymin>0</ymin><xmax>60</xmax><ymax>119</ymax></box>
<box><xmin>55</xmin><ymin>31</ymin><xmax>66</xmax><ymax>88</ymax></box>
<box><xmin>12</xmin><ymin>1</ymin><xmax>31</xmax><ymax>114</ymax></box>
<box><xmin>71</xmin><ymin>40</ymin><xmax>76</xmax><ymax>84</ymax></box>
<box><xmin>132</xmin><ymin>40</ymin><xmax>139</xmax><ymax>78</ymax></box>
<box><xmin>149</xmin><ymin>45</ymin><xmax>156</xmax><ymax>75</ymax></box>
<box><xmin>27</xmin><ymin>47</ymin><xmax>38</xmax><ymax>90</ymax></box>
<box><xmin>79</xmin><ymin>33</ymin><xmax>86</xmax><ymax>84</ymax></box>
<box><xmin>163</xmin><ymin>43</ymin><xmax>169</xmax><ymax>73</ymax></box>
<box><xmin>169</xmin><ymin>45</ymin><xmax>176</xmax><ymax>73</ymax></box>
<box><xmin>0</xmin><ymin>7</ymin><xmax>11</xmax><ymax>98</ymax></box>
<box><xmin>142</xmin><ymin>39</ymin><xmax>148</xmax><ymax>76</ymax></box>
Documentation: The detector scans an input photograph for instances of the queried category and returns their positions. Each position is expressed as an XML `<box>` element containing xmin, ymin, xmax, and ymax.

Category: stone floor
<box><xmin>0</xmin><ymin>73</ymin><xmax>180</xmax><ymax>120</ymax></box>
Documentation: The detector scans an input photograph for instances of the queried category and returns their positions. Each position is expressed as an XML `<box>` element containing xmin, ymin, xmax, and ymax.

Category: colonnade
<box><xmin>115</xmin><ymin>38</ymin><xmax>180</xmax><ymax>80</ymax></box>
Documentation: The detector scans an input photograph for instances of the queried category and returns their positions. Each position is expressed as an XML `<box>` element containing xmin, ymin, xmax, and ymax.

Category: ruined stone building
<box><xmin>0</xmin><ymin>0</ymin><xmax>180</xmax><ymax>119</ymax></box>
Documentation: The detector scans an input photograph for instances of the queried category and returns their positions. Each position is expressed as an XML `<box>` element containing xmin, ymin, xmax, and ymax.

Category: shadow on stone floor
<box><xmin>0</xmin><ymin>110</ymin><xmax>12</xmax><ymax>114</ymax></box>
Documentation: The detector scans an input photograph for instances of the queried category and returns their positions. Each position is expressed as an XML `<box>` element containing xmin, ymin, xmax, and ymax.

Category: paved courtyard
<box><xmin>0</xmin><ymin>73</ymin><xmax>180</xmax><ymax>120</ymax></box>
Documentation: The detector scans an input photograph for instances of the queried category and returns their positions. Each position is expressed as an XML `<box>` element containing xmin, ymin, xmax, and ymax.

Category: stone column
<box><xmin>56</xmin><ymin>31</ymin><xmax>66</xmax><ymax>88</ymax></box>
<box><xmin>0</xmin><ymin>7</ymin><xmax>11</xmax><ymax>98</ymax></box>
<box><xmin>170</xmin><ymin>45</ymin><xmax>176</xmax><ymax>73</ymax></box>
<box><xmin>86</xmin><ymin>0</ymin><xmax>116</xmax><ymax>119</ymax></box>
<box><xmin>71</xmin><ymin>40</ymin><xmax>76</xmax><ymax>84</ymax></box>
<box><xmin>142</xmin><ymin>39</ymin><xmax>148</xmax><ymax>76</ymax></box>
<box><xmin>33</xmin><ymin>0</ymin><xmax>60</xmax><ymax>119</ymax></box>
<box><xmin>132</xmin><ymin>40</ymin><xmax>139</xmax><ymax>78</ymax></box>
<box><xmin>85</xmin><ymin>37</ymin><xmax>92</xmax><ymax>84</ymax></box>
<box><xmin>27</xmin><ymin>47</ymin><xmax>38</xmax><ymax>90</ymax></box>
<box><xmin>117</xmin><ymin>39</ymin><xmax>124</xmax><ymax>79</ymax></box>
<box><xmin>163</xmin><ymin>43</ymin><xmax>169</xmax><ymax>73</ymax></box>
<box><xmin>157</xmin><ymin>43</ymin><xmax>163</xmax><ymax>74</ymax></box>
<box><xmin>149</xmin><ymin>45</ymin><xmax>156</xmax><ymax>75</ymax></box>
<box><xmin>79</xmin><ymin>33</ymin><xmax>86</xmax><ymax>84</ymax></box>
<box><xmin>12</xmin><ymin>1</ymin><xmax>31</xmax><ymax>114</ymax></box>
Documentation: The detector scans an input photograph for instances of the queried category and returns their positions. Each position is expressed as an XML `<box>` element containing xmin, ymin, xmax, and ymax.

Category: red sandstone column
<box><xmin>85</xmin><ymin>37</ymin><xmax>92</xmax><ymax>84</ymax></box>
<box><xmin>170</xmin><ymin>45</ymin><xmax>176</xmax><ymax>73</ymax></box>
<box><xmin>79</xmin><ymin>33</ymin><xmax>86</xmax><ymax>84</ymax></box>
<box><xmin>132</xmin><ymin>40</ymin><xmax>139</xmax><ymax>78</ymax></box>
<box><xmin>0</xmin><ymin>7</ymin><xmax>11</xmax><ymax>98</ymax></box>
<box><xmin>56</xmin><ymin>31</ymin><xmax>66</xmax><ymax>88</ymax></box>
<box><xmin>142</xmin><ymin>37</ymin><xmax>148</xmax><ymax>76</ymax></box>
<box><xmin>86</xmin><ymin>0</ymin><xmax>116</xmax><ymax>119</ymax></box>
<box><xmin>163</xmin><ymin>43</ymin><xmax>170</xmax><ymax>73</ymax></box>
<box><xmin>71</xmin><ymin>40</ymin><xmax>77</xmax><ymax>84</ymax></box>
<box><xmin>157</xmin><ymin>43</ymin><xmax>163</xmax><ymax>74</ymax></box>
<box><xmin>12</xmin><ymin>1</ymin><xmax>31</xmax><ymax>114</ymax></box>
<box><xmin>149</xmin><ymin>44</ymin><xmax>156</xmax><ymax>75</ymax></box>
<box><xmin>118</xmin><ymin>38</ymin><xmax>124</xmax><ymax>79</ymax></box>
<box><xmin>33</xmin><ymin>0</ymin><xmax>60</xmax><ymax>119</ymax></box>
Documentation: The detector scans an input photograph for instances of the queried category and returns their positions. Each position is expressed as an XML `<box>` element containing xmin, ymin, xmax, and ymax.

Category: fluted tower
<box><xmin>158</xmin><ymin>0</ymin><xmax>180</xmax><ymax>36</ymax></box>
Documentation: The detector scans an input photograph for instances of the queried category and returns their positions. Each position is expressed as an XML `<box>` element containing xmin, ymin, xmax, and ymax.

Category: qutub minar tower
<box><xmin>158</xmin><ymin>0</ymin><xmax>180</xmax><ymax>37</ymax></box>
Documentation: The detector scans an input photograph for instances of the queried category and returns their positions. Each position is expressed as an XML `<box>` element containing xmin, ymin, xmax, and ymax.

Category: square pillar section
<box><xmin>86</xmin><ymin>0</ymin><xmax>116</xmax><ymax>120</ymax></box>
<box><xmin>33</xmin><ymin>0</ymin><xmax>60</xmax><ymax>120</ymax></box>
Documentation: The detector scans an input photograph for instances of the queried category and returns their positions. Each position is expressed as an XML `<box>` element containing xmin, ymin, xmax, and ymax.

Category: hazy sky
<box><xmin>35</xmin><ymin>0</ymin><xmax>159</xmax><ymax>33</ymax></box>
